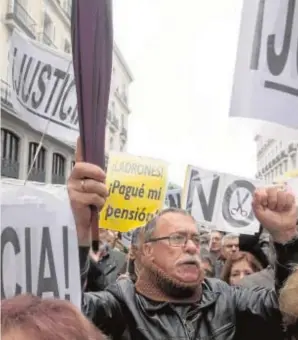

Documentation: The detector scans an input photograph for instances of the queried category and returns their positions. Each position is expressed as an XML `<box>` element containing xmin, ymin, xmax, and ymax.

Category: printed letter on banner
<box><xmin>217</xmin><ymin>174</ymin><xmax>264</xmax><ymax>235</ymax></box>
<box><xmin>165</xmin><ymin>189</ymin><xmax>181</xmax><ymax>209</ymax></box>
<box><xmin>8</xmin><ymin>30</ymin><xmax>78</xmax><ymax>144</ymax></box>
<box><xmin>0</xmin><ymin>183</ymin><xmax>80</xmax><ymax>308</ymax></box>
<box><xmin>100</xmin><ymin>152</ymin><xmax>168</xmax><ymax>232</ymax></box>
<box><xmin>182</xmin><ymin>165</ymin><xmax>222</xmax><ymax>227</ymax></box>
<box><xmin>229</xmin><ymin>0</ymin><xmax>298</xmax><ymax>138</ymax></box>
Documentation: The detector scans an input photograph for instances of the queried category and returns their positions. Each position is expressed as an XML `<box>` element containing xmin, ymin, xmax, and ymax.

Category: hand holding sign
<box><xmin>67</xmin><ymin>138</ymin><xmax>108</xmax><ymax>245</ymax></box>
<box><xmin>252</xmin><ymin>187</ymin><xmax>297</xmax><ymax>243</ymax></box>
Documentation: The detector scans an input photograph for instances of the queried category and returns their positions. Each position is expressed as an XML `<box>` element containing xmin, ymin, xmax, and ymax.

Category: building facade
<box><xmin>255</xmin><ymin>135</ymin><xmax>298</xmax><ymax>183</ymax></box>
<box><xmin>0</xmin><ymin>0</ymin><xmax>133</xmax><ymax>184</ymax></box>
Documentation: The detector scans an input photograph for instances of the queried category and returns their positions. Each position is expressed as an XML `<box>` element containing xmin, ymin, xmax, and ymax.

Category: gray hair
<box><xmin>131</xmin><ymin>227</ymin><xmax>142</xmax><ymax>247</ymax></box>
<box><xmin>143</xmin><ymin>208</ymin><xmax>195</xmax><ymax>242</ymax></box>
<box><xmin>221</xmin><ymin>233</ymin><xmax>239</xmax><ymax>246</ymax></box>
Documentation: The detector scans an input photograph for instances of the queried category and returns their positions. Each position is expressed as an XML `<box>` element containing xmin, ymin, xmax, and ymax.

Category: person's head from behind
<box><xmin>279</xmin><ymin>267</ymin><xmax>298</xmax><ymax>334</ymax></box>
<box><xmin>221</xmin><ymin>233</ymin><xmax>239</xmax><ymax>260</ymax></box>
<box><xmin>128</xmin><ymin>227</ymin><xmax>144</xmax><ymax>278</ymax></box>
<box><xmin>141</xmin><ymin>208</ymin><xmax>203</xmax><ymax>298</ymax></box>
<box><xmin>1</xmin><ymin>294</ymin><xmax>107</xmax><ymax>340</ymax></box>
<box><xmin>221</xmin><ymin>251</ymin><xmax>263</xmax><ymax>285</ymax></box>
<box><xmin>209</xmin><ymin>230</ymin><xmax>224</xmax><ymax>253</ymax></box>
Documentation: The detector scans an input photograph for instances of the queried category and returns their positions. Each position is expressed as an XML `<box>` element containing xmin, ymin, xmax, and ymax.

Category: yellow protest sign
<box><xmin>99</xmin><ymin>152</ymin><xmax>168</xmax><ymax>232</ymax></box>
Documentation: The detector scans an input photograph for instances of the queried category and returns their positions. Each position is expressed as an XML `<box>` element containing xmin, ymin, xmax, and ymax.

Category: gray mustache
<box><xmin>177</xmin><ymin>256</ymin><xmax>201</xmax><ymax>266</ymax></box>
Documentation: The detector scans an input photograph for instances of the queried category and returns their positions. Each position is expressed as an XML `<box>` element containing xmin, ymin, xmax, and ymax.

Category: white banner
<box><xmin>165</xmin><ymin>189</ymin><xmax>181</xmax><ymax>209</ymax></box>
<box><xmin>182</xmin><ymin>165</ymin><xmax>264</xmax><ymax>235</ymax></box>
<box><xmin>230</xmin><ymin>0</ymin><xmax>298</xmax><ymax>139</ymax></box>
<box><xmin>1</xmin><ymin>183</ymin><xmax>80</xmax><ymax>308</ymax></box>
<box><xmin>8</xmin><ymin>30</ymin><xmax>79</xmax><ymax>143</ymax></box>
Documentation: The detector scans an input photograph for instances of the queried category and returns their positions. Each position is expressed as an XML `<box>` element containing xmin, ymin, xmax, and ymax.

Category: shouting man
<box><xmin>68</xmin><ymin>144</ymin><xmax>298</xmax><ymax>340</ymax></box>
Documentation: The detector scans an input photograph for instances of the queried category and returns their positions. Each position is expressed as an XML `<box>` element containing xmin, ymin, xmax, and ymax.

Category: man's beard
<box><xmin>145</xmin><ymin>259</ymin><xmax>203</xmax><ymax>299</ymax></box>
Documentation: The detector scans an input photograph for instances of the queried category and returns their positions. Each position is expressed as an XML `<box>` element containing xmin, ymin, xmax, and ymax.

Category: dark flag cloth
<box><xmin>71</xmin><ymin>0</ymin><xmax>113</xmax><ymax>244</ymax></box>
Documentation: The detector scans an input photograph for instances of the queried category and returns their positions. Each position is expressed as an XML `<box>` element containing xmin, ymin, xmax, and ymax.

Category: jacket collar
<box><xmin>140</xmin><ymin>281</ymin><xmax>219</xmax><ymax>313</ymax></box>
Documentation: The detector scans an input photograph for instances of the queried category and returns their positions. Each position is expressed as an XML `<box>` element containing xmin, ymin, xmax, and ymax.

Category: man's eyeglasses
<box><xmin>145</xmin><ymin>232</ymin><xmax>200</xmax><ymax>247</ymax></box>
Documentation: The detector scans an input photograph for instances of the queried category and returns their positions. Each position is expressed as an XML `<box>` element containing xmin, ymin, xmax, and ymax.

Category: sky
<box><xmin>113</xmin><ymin>0</ymin><xmax>257</xmax><ymax>186</ymax></box>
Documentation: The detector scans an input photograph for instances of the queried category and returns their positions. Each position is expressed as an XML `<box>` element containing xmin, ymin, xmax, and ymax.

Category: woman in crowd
<box><xmin>220</xmin><ymin>251</ymin><xmax>263</xmax><ymax>285</ymax></box>
<box><xmin>1</xmin><ymin>294</ymin><xmax>107</xmax><ymax>340</ymax></box>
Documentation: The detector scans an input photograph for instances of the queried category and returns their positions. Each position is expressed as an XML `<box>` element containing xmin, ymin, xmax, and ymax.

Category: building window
<box><xmin>1</xmin><ymin>128</ymin><xmax>19</xmax><ymax>162</ymax></box>
<box><xmin>109</xmin><ymin>136</ymin><xmax>114</xmax><ymax>150</ymax></box>
<box><xmin>1</xmin><ymin>129</ymin><xmax>20</xmax><ymax>178</ymax></box>
<box><xmin>291</xmin><ymin>154</ymin><xmax>296</xmax><ymax>169</ymax></box>
<box><xmin>52</xmin><ymin>153</ymin><xmax>66</xmax><ymax>184</ymax></box>
<box><xmin>121</xmin><ymin>114</ymin><xmax>125</xmax><ymax>128</ymax></box>
<box><xmin>52</xmin><ymin>153</ymin><xmax>66</xmax><ymax>176</ymax></box>
<box><xmin>43</xmin><ymin>13</ymin><xmax>55</xmax><ymax>47</ymax></box>
<box><xmin>120</xmin><ymin>142</ymin><xmax>124</xmax><ymax>152</ymax></box>
<box><xmin>64</xmin><ymin>39</ymin><xmax>71</xmax><ymax>53</ymax></box>
<box><xmin>27</xmin><ymin>142</ymin><xmax>46</xmax><ymax>182</ymax></box>
<box><xmin>28</xmin><ymin>142</ymin><xmax>46</xmax><ymax>170</ymax></box>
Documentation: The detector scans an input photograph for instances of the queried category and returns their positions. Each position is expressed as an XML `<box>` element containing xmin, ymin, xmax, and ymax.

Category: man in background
<box><xmin>85</xmin><ymin>229</ymin><xmax>126</xmax><ymax>291</ymax></box>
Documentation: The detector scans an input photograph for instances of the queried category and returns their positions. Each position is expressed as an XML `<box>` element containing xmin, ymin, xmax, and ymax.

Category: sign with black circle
<box><xmin>222</xmin><ymin>180</ymin><xmax>256</xmax><ymax>229</ymax></box>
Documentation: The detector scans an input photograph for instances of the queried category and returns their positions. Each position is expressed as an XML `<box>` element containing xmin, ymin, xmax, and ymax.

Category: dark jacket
<box><xmin>80</xmin><ymin>237</ymin><xmax>298</xmax><ymax>340</ymax></box>
<box><xmin>85</xmin><ymin>249</ymin><xmax>126</xmax><ymax>292</ymax></box>
<box><xmin>238</xmin><ymin>266</ymin><xmax>274</xmax><ymax>289</ymax></box>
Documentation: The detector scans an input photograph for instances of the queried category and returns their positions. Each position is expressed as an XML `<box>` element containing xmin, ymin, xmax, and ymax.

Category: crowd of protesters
<box><xmin>2</xmin><ymin>150</ymin><xmax>298</xmax><ymax>340</ymax></box>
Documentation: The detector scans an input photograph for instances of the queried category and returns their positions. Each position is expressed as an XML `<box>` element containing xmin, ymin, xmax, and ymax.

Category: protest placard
<box><xmin>229</xmin><ymin>0</ymin><xmax>298</xmax><ymax>140</ymax></box>
<box><xmin>99</xmin><ymin>152</ymin><xmax>168</xmax><ymax>232</ymax></box>
<box><xmin>182</xmin><ymin>165</ymin><xmax>263</xmax><ymax>234</ymax></box>
<box><xmin>8</xmin><ymin>30</ymin><xmax>78</xmax><ymax>144</ymax></box>
<box><xmin>1</xmin><ymin>183</ymin><xmax>80</xmax><ymax>308</ymax></box>
<box><xmin>165</xmin><ymin>188</ymin><xmax>182</xmax><ymax>209</ymax></box>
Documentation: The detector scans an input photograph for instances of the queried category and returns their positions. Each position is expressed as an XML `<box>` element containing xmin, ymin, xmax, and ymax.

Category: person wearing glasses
<box><xmin>68</xmin><ymin>147</ymin><xmax>298</xmax><ymax>340</ymax></box>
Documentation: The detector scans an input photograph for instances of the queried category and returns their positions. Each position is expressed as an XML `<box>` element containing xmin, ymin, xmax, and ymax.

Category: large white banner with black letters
<box><xmin>182</xmin><ymin>165</ymin><xmax>264</xmax><ymax>234</ymax></box>
<box><xmin>1</xmin><ymin>183</ymin><xmax>80</xmax><ymax>308</ymax></box>
<box><xmin>8</xmin><ymin>30</ymin><xmax>79</xmax><ymax>143</ymax></box>
<box><xmin>230</xmin><ymin>0</ymin><xmax>298</xmax><ymax>138</ymax></box>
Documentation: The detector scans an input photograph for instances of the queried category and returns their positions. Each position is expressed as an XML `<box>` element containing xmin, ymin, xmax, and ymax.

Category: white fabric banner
<box><xmin>230</xmin><ymin>0</ymin><xmax>298</xmax><ymax>140</ymax></box>
<box><xmin>182</xmin><ymin>165</ymin><xmax>264</xmax><ymax>234</ymax></box>
<box><xmin>8</xmin><ymin>30</ymin><xmax>79</xmax><ymax>144</ymax></box>
<box><xmin>1</xmin><ymin>182</ymin><xmax>80</xmax><ymax>308</ymax></box>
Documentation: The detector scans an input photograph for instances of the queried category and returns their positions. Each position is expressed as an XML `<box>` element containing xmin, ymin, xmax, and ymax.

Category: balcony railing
<box><xmin>28</xmin><ymin>168</ymin><xmax>46</xmax><ymax>183</ymax></box>
<box><xmin>6</xmin><ymin>0</ymin><xmax>36</xmax><ymax>38</ymax></box>
<box><xmin>52</xmin><ymin>174</ymin><xmax>66</xmax><ymax>185</ymax></box>
<box><xmin>0</xmin><ymin>80</ymin><xmax>12</xmax><ymax>109</ymax></box>
<box><xmin>1</xmin><ymin>158</ymin><xmax>20</xmax><ymax>179</ymax></box>
<box><xmin>42</xmin><ymin>32</ymin><xmax>56</xmax><ymax>48</ymax></box>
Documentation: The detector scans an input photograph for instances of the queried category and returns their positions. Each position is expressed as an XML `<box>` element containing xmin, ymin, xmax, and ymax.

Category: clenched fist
<box><xmin>252</xmin><ymin>186</ymin><xmax>297</xmax><ymax>244</ymax></box>
<box><xmin>67</xmin><ymin>138</ymin><xmax>109</xmax><ymax>245</ymax></box>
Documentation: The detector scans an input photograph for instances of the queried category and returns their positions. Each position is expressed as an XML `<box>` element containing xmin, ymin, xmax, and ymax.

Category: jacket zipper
<box><xmin>174</xmin><ymin>310</ymin><xmax>191</xmax><ymax>340</ymax></box>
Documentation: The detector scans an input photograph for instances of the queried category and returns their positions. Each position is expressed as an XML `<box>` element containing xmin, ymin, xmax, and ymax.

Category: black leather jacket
<box><xmin>85</xmin><ymin>249</ymin><xmax>126</xmax><ymax>292</ymax></box>
<box><xmin>80</xmin><ymin>237</ymin><xmax>298</xmax><ymax>340</ymax></box>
